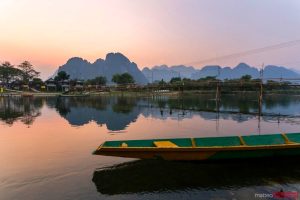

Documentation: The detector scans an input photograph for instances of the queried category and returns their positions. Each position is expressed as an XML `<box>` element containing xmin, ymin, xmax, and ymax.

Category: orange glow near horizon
<box><xmin>1</xmin><ymin>0</ymin><xmax>300</xmax><ymax>79</ymax></box>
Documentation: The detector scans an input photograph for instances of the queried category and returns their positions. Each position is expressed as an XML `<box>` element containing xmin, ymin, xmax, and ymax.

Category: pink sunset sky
<box><xmin>1</xmin><ymin>0</ymin><xmax>300</xmax><ymax>79</ymax></box>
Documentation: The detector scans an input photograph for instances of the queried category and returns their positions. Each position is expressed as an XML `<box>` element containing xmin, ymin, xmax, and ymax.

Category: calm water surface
<box><xmin>1</xmin><ymin>94</ymin><xmax>300</xmax><ymax>200</ymax></box>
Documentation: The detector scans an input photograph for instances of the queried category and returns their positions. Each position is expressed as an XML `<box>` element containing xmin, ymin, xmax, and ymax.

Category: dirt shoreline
<box><xmin>1</xmin><ymin>90</ymin><xmax>300</xmax><ymax>97</ymax></box>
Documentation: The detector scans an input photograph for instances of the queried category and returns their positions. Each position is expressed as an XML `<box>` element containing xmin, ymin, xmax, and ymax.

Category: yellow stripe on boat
<box><xmin>239</xmin><ymin>136</ymin><xmax>247</xmax><ymax>146</ymax></box>
<box><xmin>191</xmin><ymin>138</ymin><xmax>196</xmax><ymax>147</ymax></box>
<box><xmin>281</xmin><ymin>133</ymin><xmax>295</xmax><ymax>144</ymax></box>
<box><xmin>121</xmin><ymin>142</ymin><xmax>128</xmax><ymax>147</ymax></box>
<box><xmin>154</xmin><ymin>141</ymin><xmax>178</xmax><ymax>148</ymax></box>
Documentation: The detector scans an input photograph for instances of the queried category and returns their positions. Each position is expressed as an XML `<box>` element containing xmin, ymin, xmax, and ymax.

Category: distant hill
<box><xmin>142</xmin><ymin>65</ymin><xmax>196</xmax><ymax>82</ymax></box>
<box><xmin>52</xmin><ymin>53</ymin><xmax>148</xmax><ymax>85</ymax></box>
<box><xmin>142</xmin><ymin>63</ymin><xmax>300</xmax><ymax>82</ymax></box>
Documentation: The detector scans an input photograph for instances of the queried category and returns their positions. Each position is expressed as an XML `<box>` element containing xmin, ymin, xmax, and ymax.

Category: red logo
<box><xmin>273</xmin><ymin>191</ymin><xmax>298</xmax><ymax>199</ymax></box>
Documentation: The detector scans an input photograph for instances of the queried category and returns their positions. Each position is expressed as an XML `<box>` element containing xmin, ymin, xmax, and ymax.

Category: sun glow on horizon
<box><xmin>1</xmin><ymin>0</ymin><xmax>300</xmax><ymax>79</ymax></box>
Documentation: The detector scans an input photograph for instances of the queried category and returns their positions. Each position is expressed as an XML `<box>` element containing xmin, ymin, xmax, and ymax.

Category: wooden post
<box><xmin>258</xmin><ymin>64</ymin><xmax>264</xmax><ymax>116</ymax></box>
<box><xmin>215</xmin><ymin>81</ymin><xmax>221</xmax><ymax>112</ymax></box>
<box><xmin>257</xmin><ymin>64</ymin><xmax>264</xmax><ymax>135</ymax></box>
<box><xmin>215</xmin><ymin>67</ymin><xmax>221</xmax><ymax>113</ymax></box>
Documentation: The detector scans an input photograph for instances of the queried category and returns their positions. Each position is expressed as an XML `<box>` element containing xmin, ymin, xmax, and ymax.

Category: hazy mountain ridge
<box><xmin>142</xmin><ymin>65</ymin><xmax>196</xmax><ymax>82</ymax></box>
<box><xmin>54</xmin><ymin>53</ymin><xmax>148</xmax><ymax>84</ymax></box>
<box><xmin>52</xmin><ymin>53</ymin><xmax>300</xmax><ymax>85</ymax></box>
<box><xmin>142</xmin><ymin>63</ymin><xmax>300</xmax><ymax>82</ymax></box>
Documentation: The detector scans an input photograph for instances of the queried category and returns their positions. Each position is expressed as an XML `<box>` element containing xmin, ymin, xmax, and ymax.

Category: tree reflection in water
<box><xmin>1</xmin><ymin>94</ymin><xmax>300</xmax><ymax>129</ymax></box>
<box><xmin>0</xmin><ymin>97</ymin><xmax>42</xmax><ymax>126</ymax></box>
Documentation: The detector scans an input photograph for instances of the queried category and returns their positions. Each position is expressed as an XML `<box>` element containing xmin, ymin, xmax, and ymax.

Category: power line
<box><xmin>184</xmin><ymin>39</ymin><xmax>300</xmax><ymax>66</ymax></box>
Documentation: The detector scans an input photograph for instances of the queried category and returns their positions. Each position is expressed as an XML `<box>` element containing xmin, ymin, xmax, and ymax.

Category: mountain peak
<box><xmin>153</xmin><ymin>65</ymin><xmax>169</xmax><ymax>70</ymax></box>
<box><xmin>235</xmin><ymin>63</ymin><xmax>251</xmax><ymax>69</ymax></box>
<box><xmin>93</xmin><ymin>58</ymin><xmax>104</xmax><ymax>64</ymax></box>
<box><xmin>105</xmin><ymin>52</ymin><xmax>130</xmax><ymax>63</ymax></box>
<box><xmin>66</xmin><ymin>57</ymin><xmax>88</xmax><ymax>65</ymax></box>
<box><xmin>202</xmin><ymin>65</ymin><xmax>221</xmax><ymax>70</ymax></box>
<box><xmin>264</xmin><ymin>65</ymin><xmax>285</xmax><ymax>70</ymax></box>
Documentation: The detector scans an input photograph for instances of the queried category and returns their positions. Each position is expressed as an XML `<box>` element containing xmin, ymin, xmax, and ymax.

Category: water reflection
<box><xmin>48</xmin><ymin>97</ymin><xmax>141</xmax><ymax>131</ymax></box>
<box><xmin>92</xmin><ymin>159</ymin><xmax>300</xmax><ymax>195</ymax></box>
<box><xmin>0</xmin><ymin>97</ymin><xmax>42</xmax><ymax>126</ymax></box>
<box><xmin>1</xmin><ymin>94</ymin><xmax>300</xmax><ymax>130</ymax></box>
<box><xmin>2</xmin><ymin>95</ymin><xmax>300</xmax><ymax>200</ymax></box>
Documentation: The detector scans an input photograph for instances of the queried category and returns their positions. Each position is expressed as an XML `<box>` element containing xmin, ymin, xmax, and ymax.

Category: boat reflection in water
<box><xmin>92</xmin><ymin>159</ymin><xmax>300</xmax><ymax>196</ymax></box>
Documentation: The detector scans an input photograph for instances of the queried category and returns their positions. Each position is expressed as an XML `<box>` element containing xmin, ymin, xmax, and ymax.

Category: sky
<box><xmin>1</xmin><ymin>0</ymin><xmax>300</xmax><ymax>79</ymax></box>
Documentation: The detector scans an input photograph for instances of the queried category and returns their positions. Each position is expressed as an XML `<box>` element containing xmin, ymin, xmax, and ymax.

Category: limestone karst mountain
<box><xmin>53</xmin><ymin>53</ymin><xmax>148</xmax><ymax>85</ymax></box>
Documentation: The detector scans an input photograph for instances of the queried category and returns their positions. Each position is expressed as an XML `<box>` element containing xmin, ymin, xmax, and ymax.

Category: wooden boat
<box><xmin>93</xmin><ymin>133</ymin><xmax>300</xmax><ymax>161</ymax></box>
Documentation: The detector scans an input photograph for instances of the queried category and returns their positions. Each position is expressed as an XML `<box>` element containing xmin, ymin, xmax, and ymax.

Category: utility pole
<box><xmin>258</xmin><ymin>63</ymin><xmax>264</xmax><ymax>116</ymax></box>
<box><xmin>215</xmin><ymin>66</ymin><xmax>221</xmax><ymax>112</ymax></box>
<box><xmin>258</xmin><ymin>63</ymin><xmax>264</xmax><ymax>135</ymax></box>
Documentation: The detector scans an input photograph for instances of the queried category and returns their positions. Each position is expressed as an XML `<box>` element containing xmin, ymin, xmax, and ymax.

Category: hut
<box><xmin>74</xmin><ymin>80</ymin><xmax>84</xmax><ymax>91</ymax></box>
<box><xmin>60</xmin><ymin>80</ymin><xmax>70</xmax><ymax>92</ymax></box>
<box><xmin>45</xmin><ymin>78</ymin><xmax>57</xmax><ymax>91</ymax></box>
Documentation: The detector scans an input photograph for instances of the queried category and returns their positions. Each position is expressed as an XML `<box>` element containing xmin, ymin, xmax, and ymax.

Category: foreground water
<box><xmin>1</xmin><ymin>94</ymin><xmax>300</xmax><ymax>200</ymax></box>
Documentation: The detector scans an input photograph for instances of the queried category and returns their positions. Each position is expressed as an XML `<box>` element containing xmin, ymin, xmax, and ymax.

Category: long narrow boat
<box><xmin>93</xmin><ymin>133</ymin><xmax>300</xmax><ymax>161</ymax></box>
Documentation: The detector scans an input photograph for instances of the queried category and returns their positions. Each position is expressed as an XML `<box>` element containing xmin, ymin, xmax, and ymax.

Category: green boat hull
<box><xmin>93</xmin><ymin>133</ymin><xmax>300</xmax><ymax>161</ymax></box>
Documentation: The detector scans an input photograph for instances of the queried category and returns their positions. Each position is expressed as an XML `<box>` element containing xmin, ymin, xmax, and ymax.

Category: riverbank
<box><xmin>0</xmin><ymin>92</ymin><xmax>61</xmax><ymax>97</ymax></box>
<box><xmin>2</xmin><ymin>89</ymin><xmax>300</xmax><ymax>97</ymax></box>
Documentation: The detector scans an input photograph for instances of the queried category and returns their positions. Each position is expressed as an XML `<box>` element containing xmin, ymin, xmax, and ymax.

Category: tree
<box><xmin>198</xmin><ymin>76</ymin><xmax>217</xmax><ymax>81</ymax></box>
<box><xmin>0</xmin><ymin>62</ymin><xmax>22</xmax><ymax>86</ymax></box>
<box><xmin>31</xmin><ymin>78</ymin><xmax>44</xmax><ymax>88</ymax></box>
<box><xmin>112</xmin><ymin>74</ymin><xmax>121</xmax><ymax>84</ymax></box>
<box><xmin>159</xmin><ymin>79</ymin><xmax>166</xmax><ymax>85</ymax></box>
<box><xmin>18</xmin><ymin>61</ymin><xmax>40</xmax><ymax>83</ymax></box>
<box><xmin>86</xmin><ymin>76</ymin><xmax>107</xmax><ymax>85</ymax></box>
<box><xmin>240</xmin><ymin>75</ymin><xmax>252</xmax><ymax>81</ymax></box>
<box><xmin>112</xmin><ymin>73</ymin><xmax>135</xmax><ymax>84</ymax></box>
<box><xmin>170</xmin><ymin>77</ymin><xmax>182</xmax><ymax>84</ymax></box>
<box><xmin>94</xmin><ymin>76</ymin><xmax>107</xmax><ymax>85</ymax></box>
<box><xmin>54</xmin><ymin>71</ymin><xmax>70</xmax><ymax>82</ymax></box>
<box><xmin>120</xmin><ymin>73</ymin><xmax>134</xmax><ymax>84</ymax></box>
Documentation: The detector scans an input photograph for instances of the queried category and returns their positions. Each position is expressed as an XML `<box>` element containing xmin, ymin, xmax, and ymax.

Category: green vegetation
<box><xmin>158</xmin><ymin>79</ymin><xmax>167</xmax><ymax>85</ymax></box>
<box><xmin>146</xmin><ymin>74</ymin><xmax>294</xmax><ymax>93</ymax></box>
<box><xmin>240</xmin><ymin>75</ymin><xmax>252</xmax><ymax>81</ymax></box>
<box><xmin>170</xmin><ymin>77</ymin><xmax>182</xmax><ymax>84</ymax></box>
<box><xmin>18</xmin><ymin>61</ymin><xmax>40</xmax><ymax>84</ymax></box>
<box><xmin>0</xmin><ymin>61</ymin><xmax>40</xmax><ymax>88</ymax></box>
<box><xmin>54</xmin><ymin>71</ymin><xmax>70</xmax><ymax>82</ymax></box>
<box><xmin>112</xmin><ymin>73</ymin><xmax>135</xmax><ymax>85</ymax></box>
<box><xmin>1</xmin><ymin>62</ymin><xmax>299</xmax><ymax>95</ymax></box>
<box><xmin>198</xmin><ymin>76</ymin><xmax>217</xmax><ymax>81</ymax></box>
<box><xmin>85</xmin><ymin>76</ymin><xmax>107</xmax><ymax>86</ymax></box>
<box><xmin>31</xmin><ymin>78</ymin><xmax>44</xmax><ymax>88</ymax></box>
<box><xmin>0</xmin><ymin>62</ymin><xmax>22</xmax><ymax>85</ymax></box>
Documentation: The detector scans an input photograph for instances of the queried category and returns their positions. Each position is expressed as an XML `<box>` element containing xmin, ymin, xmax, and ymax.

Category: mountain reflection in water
<box><xmin>1</xmin><ymin>94</ymin><xmax>300</xmax><ymax>131</ymax></box>
<box><xmin>2</xmin><ymin>94</ymin><xmax>300</xmax><ymax>200</ymax></box>
<box><xmin>92</xmin><ymin>159</ymin><xmax>300</xmax><ymax>195</ymax></box>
